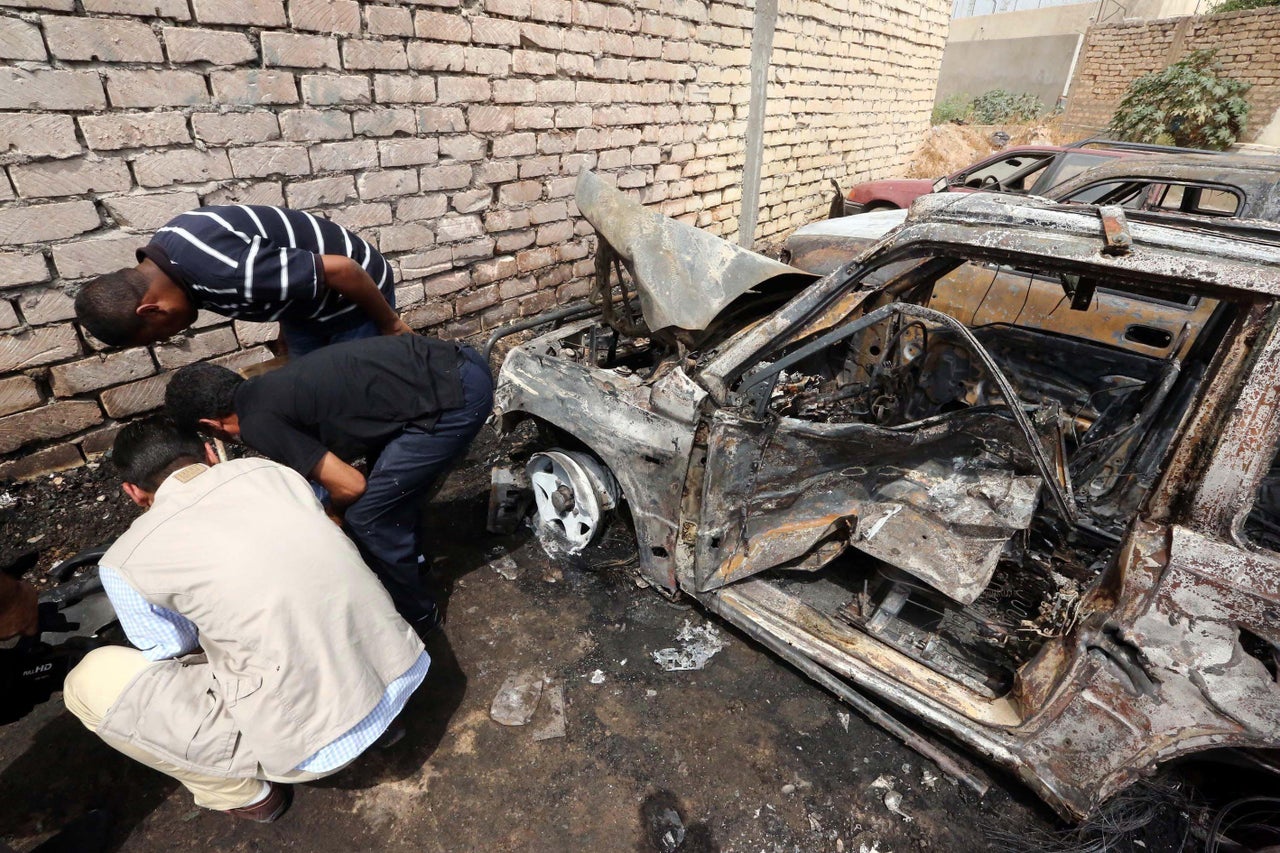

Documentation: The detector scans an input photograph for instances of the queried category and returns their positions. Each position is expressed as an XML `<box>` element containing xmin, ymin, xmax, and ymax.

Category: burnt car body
<box><xmin>490</xmin><ymin>171</ymin><xmax>1280</xmax><ymax>820</ymax></box>
<box><xmin>837</xmin><ymin>138</ymin><xmax>1217</xmax><ymax>215</ymax></box>
<box><xmin>787</xmin><ymin>153</ymin><xmax>1280</xmax><ymax>278</ymax></box>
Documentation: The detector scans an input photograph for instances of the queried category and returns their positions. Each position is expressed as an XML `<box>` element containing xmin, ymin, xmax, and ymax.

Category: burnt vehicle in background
<box><xmin>488</xmin><ymin>172</ymin><xmax>1280</xmax><ymax>820</ymax></box>
<box><xmin>835</xmin><ymin>138</ymin><xmax>1213</xmax><ymax>215</ymax></box>
<box><xmin>785</xmin><ymin>153</ymin><xmax>1280</xmax><ymax>277</ymax></box>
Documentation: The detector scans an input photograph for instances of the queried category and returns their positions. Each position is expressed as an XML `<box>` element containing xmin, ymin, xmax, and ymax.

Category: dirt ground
<box><xmin>0</xmin><ymin>430</ymin><xmax>1217</xmax><ymax>852</ymax></box>
<box><xmin>905</xmin><ymin>119</ymin><xmax>1073</xmax><ymax>180</ymax></box>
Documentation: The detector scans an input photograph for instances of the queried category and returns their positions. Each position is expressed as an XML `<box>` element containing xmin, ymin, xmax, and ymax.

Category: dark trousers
<box><xmin>344</xmin><ymin>346</ymin><xmax>494</xmax><ymax>623</ymax></box>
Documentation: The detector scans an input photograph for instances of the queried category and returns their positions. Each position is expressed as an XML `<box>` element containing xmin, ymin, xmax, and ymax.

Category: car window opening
<box><xmin>715</xmin><ymin>251</ymin><xmax>1238</xmax><ymax>702</ymax></box>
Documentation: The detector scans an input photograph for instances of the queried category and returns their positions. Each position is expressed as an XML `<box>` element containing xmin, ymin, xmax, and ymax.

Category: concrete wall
<box><xmin>0</xmin><ymin>0</ymin><xmax>949</xmax><ymax>478</ymax></box>
<box><xmin>936</xmin><ymin>33</ymin><xmax>1081</xmax><ymax>106</ymax></box>
<box><xmin>948</xmin><ymin>0</ymin><xmax>1198</xmax><ymax>39</ymax></box>
<box><xmin>936</xmin><ymin>0</ymin><xmax>1199</xmax><ymax>109</ymax></box>
<box><xmin>1061</xmin><ymin>8</ymin><xmax>1280</xmax><ymax>143</ymax></box>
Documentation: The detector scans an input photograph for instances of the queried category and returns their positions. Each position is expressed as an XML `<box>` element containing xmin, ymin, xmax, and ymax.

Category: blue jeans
<box><xmin>282</xmin><ymin>318</ymin><xmax>379</xmax><ymax>358</ymax></box>
<box><xmin>343</xmin><ymin>346</ymin><xmax>494</xmax><ymax>623</ymax></box>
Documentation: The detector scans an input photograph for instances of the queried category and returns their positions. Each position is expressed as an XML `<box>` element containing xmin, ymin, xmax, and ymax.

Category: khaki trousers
<box><xmin>63</xmin><ymin>646</ymin><xmax>342</xmax><ymax>811</ymax></box>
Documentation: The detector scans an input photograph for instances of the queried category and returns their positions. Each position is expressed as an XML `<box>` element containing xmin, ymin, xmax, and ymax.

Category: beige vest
<box><xmin>98</xmin><ymin>459</ymin><xmax>423</xmax><ymax>777</ymax></box>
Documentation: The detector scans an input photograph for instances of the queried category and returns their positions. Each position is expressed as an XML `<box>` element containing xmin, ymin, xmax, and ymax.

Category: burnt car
<box><xmin>488</xmin><ymin>172</ymin><xmax>1280</xmax><ymax>821</ymax></box>
<box><xmin>837</xmin><ymin>138</ymin><xmax>1207</xmax><ymax>215</ymax></box>
<box><xmin>787</xmin><ymin>153</ymin><xmax>1280</xmax><ymax>277</ymax></box>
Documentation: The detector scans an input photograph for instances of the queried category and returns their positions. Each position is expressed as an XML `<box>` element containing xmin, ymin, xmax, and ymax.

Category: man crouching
<box><xmin>62</xmin><ymin>418</ymin><xmax>428</xmax><ymax>822</ymax></box>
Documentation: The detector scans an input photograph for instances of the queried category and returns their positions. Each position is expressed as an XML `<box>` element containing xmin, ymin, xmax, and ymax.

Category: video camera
<box><xmin>0</xmin><ymin>545</ymin><xmax>117</xmax><ymax>725</ymax></box>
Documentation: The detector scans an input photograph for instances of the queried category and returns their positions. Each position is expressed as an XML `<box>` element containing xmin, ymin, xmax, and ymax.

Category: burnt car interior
<box><xmin>583</xmin><ymin>241</ymin><xmax>1242</xmax><ymax>709</ymax></box>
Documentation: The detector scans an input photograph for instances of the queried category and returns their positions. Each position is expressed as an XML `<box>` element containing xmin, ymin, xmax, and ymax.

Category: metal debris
<box><xmin>530</xmin><ymin>683</ymin><xmax>567</xmax><ymax>742</ymax></box>
<box><xmin>652</xmin><ymin>620</ymin><xmax>728</xmax><ymax>672</ymax></box>
<box><xmin>869</xmin><ymin>775</ymin><xmax>913</xmax><ymax>823</ymax></box>
<box><xmin>650</xmin><ymin>807</ymin><xmax>685</xmax><ymax>853</ymax></box>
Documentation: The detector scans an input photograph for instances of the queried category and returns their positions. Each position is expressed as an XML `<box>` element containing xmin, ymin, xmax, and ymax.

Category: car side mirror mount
<box><xmin>932</xmin><ymin>177</ymin><xmax>949</xmax><ymax>194</ymax></box>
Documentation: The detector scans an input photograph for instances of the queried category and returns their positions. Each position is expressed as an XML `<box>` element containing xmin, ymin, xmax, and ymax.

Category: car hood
<box><xmin>783</xmin><ymin>208</ymin><xmax>909</xmax><ymax>275</ymax></box>
<box><xmin>792</xmin><ymin>208</ymin><xmax>910</xmax><ymax>241</ymax></box>
<box><xmin>576</xmin><ymin>170</ymin><xmax>817</xmax><ymax>333</ymax></box>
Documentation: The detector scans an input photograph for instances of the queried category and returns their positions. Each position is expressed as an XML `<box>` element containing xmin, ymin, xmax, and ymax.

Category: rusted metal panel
<box><xmin>575</xmin><ymin>171</ymin><xmax>816</xmax><ymax>333</ymax></box>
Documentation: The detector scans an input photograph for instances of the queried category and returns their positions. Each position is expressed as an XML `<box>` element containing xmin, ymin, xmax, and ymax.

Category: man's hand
<box><xmin>320</xmin><ymin>255</ymin><xmax>411</xmax><ymax>338</ymax></box>
<box><xmin>381</xmin><ymin>317</ymin><xmax>414</xmax><ymax>337</ymax></box>
<box><xmin>311</xmin><ymin>452</ymin><xmax>367</xmax><ymax>511</ymax></box>
<box><xmin>0</xmin><ymin>574</ymin><xmax>39</xmax><ymax>640</ymax></box>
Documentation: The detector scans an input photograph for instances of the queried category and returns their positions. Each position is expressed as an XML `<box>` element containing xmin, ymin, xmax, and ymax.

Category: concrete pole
<box><xmin>738</xmin><ymin>0</ymin><xmax>778</xmax><ymax>248</ymax></box>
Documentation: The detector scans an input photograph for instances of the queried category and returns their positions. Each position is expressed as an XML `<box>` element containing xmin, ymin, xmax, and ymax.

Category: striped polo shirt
<box><xmin>137</xmin><ymin>205</ymin><xmax>395</xmax><ymax>333</ymax></box>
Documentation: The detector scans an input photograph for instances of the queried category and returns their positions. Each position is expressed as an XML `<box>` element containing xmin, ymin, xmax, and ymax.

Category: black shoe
<box><xmin>374</xmin><ymin>720</ymin><xmax>407</xmax><ymax>750</ymax></box>
<box><xmin>412</xmin><ymin>604</ymin><xmax>442</xmax><ymax>640</ymax></box>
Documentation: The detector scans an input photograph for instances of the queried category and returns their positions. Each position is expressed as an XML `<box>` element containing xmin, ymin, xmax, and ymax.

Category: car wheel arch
<box><xmin>498</xmin><ymin>410</ymin><xmax>683</xmax><ymax>592</ymax></box>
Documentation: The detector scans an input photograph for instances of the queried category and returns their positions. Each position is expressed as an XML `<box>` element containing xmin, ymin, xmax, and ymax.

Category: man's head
<box><xmin>165</xmin><ymin>362</ymin><xmax>245</xmax><ymax>440</ymax></box>
<box><xmin>75</xmin><ymin>267</ymin><xmax>196</xmax><ymax>348</ymax></box>
<box><xmin>111</xmin><ymin>418</ymin><xmax>214</xmax><ymax>507</ymax></box>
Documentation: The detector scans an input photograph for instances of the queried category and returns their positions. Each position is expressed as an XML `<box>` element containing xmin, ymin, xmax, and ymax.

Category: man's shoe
<box><xmin>374</xmin><ymin>720</ymin><xmax>407</xmax><ymax>749</ymax></box>
<box><xmin>412</xmin><ymin>604</ymin><xmax>442</xmax><ymax>640</ymax></box>
<box><xmin>227</xmin><ymin>783</ymin><xmax>293</xmax><ymax>823</ymax></box>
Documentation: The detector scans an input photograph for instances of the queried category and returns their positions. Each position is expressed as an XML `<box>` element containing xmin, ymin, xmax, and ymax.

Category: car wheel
<box><xmin>526</xmin><ymin>449</ymin><xmax>621</xmax><ymax>553</ymax></box>
<box><xmin>862</xmin><ymin>202</ymin><xmax>899</xmax><ymax>213</ymax></box>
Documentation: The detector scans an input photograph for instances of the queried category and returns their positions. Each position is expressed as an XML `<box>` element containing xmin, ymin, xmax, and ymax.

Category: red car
<box><xmin>841</xmin><ymin>139</ymin><xmax>1198</xmax><ymax>214</ymax></box>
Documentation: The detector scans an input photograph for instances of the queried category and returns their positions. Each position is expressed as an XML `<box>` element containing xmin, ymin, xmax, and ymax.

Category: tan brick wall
<box><xmin>0</xmin><ymin>0</ymin><xmax>947</xmax><ymax>478</ymax></box>
<box><xmin>1061</xmin><ymin>8</ymin><xmax>1280</xmax><ymax>142</ymax></box>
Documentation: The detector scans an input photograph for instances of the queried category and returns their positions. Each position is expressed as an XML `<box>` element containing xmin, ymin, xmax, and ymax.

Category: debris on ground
<box><xmin>647</xmin><ymin>805</ymin><xmax>685</xmax><ymax>853</ymax></box>
<box><xmin>588</xmin><ymin>669</ymin><xmax>605</xmax><ymax>684</ymax></box>
<box><xmin>491</xmin><ymin>555</ymin><xmax>520</xmax><ymax>580</ymax></box>
<box><xmin>651</xmin><ymin>620</ymin><xmax>728</xmax><ymax>672</ymax></box>
<box><xmin>869</xmin><ymin>775</ymin><xmax>912</xmax><ymax>823</ymax></box>
<box><xmin>489</xmin><ymin>671</ymin><xmax>545</xmax><ymax>726</ymax></box>
<box><xmin>837</xmin><ymin>711</ymin><xmax>851</xmax><ymax>732</ymax></box>
<box><xmin>530</xmin><ymin>683</ymin><xmax>567</xmax><ymax>742</ymax></box>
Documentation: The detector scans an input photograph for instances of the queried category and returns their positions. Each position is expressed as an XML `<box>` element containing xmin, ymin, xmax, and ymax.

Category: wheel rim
<box><xmin>526</xmin><ymin>450</ymin><xmax>617</xmax><ymax>552</ymax></box>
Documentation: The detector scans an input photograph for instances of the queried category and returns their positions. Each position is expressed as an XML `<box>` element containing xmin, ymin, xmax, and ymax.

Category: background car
<box><xmin>839</xmin><ymin>138</ymin><xmax>1216</xmax><ymax>215</ymax></box>
<box><xmin>787</xmin><ymin>152</ymin><xmax>1280</xmax><ymax>276</ymax></box>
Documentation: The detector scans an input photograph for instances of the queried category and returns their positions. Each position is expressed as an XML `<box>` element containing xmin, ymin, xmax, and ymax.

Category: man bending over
<box><xmin>63</xmin><ymin>419</ymin><xmax>428</xmax><ymax>821</ymax></box>
<box><xmin>165</xmin><ymin>335</ymin><xmax>494</xmax><ymax>634</ymax></box>
<box><xmin>74</xmin><ymin>205</ymin><xmax>410</xmax><ymax>355</ymax></box>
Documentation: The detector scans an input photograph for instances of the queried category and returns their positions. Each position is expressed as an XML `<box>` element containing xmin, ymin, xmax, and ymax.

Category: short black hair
<box><xmin>74</xmin><ymin>269</ymin><xmax>149</xmax><ymax>347</ymax></box>
<box><xmin>111</xmin><ymin>418</ymin><xmax>206</xmax><ymax>492</ymax></box>
<box><xmin>165</xmin><ymin>362</ymin><xmax>243</xmax><ymax>432</ymax></box>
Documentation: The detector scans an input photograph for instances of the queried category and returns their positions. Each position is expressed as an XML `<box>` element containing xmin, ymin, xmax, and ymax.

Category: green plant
<box><xmin>932</xmin><ymin>93</ymin><xmax>972</xmax><ymax>125</ymax></box>
<box><xmin>1211</xmin><ymin>0</ymin><xmax>1278</xmax><ymax>13</ymax></box>
<box><xmin>1107</xmin><ymin>49</ymin><xmax>1250</xmax><ymax>150</ymax></box>
<box><xmin>967</xmin><ymin>89</ymin><xmax>1047</xmax><ymax>124</ymax></box>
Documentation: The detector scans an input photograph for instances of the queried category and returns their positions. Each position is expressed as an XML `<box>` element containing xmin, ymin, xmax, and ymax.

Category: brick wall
<box><xmin>1061</xmin><ymin>8</ymin><xmax>1280</xmax><ymax>141</ymax></box>
<box><xmin>0</xmin><ymin>0</ymin><xmax>946</xmax><ymax>479</ymax></box>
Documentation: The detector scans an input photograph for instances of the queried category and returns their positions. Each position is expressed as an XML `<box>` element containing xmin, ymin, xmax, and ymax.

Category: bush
<box><xmin>1211</xmin><ymin>0</ymin><xmax>1278</xmax><ymax>13</ymax></box>
<box><xmin>930</xmin><ymin>90</ymin><xmax>1048</xmax><ymax>126</ymax></box>
<box><xmin>968</xmin><ymin>90</ymin><xmax>1047</xmax><ymax>124</ymax></box>
<box><xmin>1107</xmin><ymin>49</ymin><xmax>1250</xmax><ymax>150</ymax></box>
<box><xmin>932</xmin><ymin>93</ymin><xmax>972</xmax><ymax>125</ymax></box>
